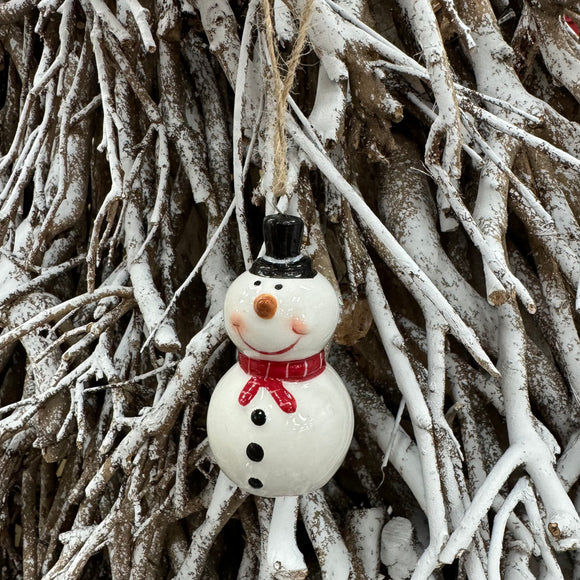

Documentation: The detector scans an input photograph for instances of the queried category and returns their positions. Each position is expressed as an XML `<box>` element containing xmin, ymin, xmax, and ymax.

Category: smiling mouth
<box><xmin>235</xmin><ymin>327</ymin><xmax>301</xmax><ymax>355</ymax></box>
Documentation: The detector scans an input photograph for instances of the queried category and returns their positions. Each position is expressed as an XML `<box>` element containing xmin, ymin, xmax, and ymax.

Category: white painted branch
<box><xmin>531</xmin><ymin>10</ymin><xmax>580</xmax><ymax>102</ymax></box>
<box><xmin>196</xmin><ymin>0</ymin><xmax>241</xmax><ymax>86</ymax></box>
<box><xmin>424</xmin><ymin>319</ymin><xmax>488</xmax><ymax>578</ymax></box>
<box><xmin>406</xmin><ymin>92</ymin><xmax>483</xmax><ymax>167</ymax></box>
<box><xmin>124</xmin><ymin>190</ymin><xmax>180</xmax><ymax>353</ymax></box>
<box><xmin>273</xmin><ymin>0</ymin><xmax>295</xmax><ymax>45</ymax></box>
<box><xmin>436</xmin><ymin>0</ymin><xmax>475</xmax><ymax>48</ymax></box>
<box><xmin>322</xmin><ymin>0</ymin><xmax>424</xmax><ymax>74</ymax></box>
<box><xmin>354</xmin><ymin>33</ymin><xmax>543</xmax><ymax>130</ymax></box>
<box><xmin>289</xmin><ymin>118</ymin><xmax>498</xmax><ymax>377</ymax></box>
<box><xmin>375</xmin><ymin>149</ymin><xmax>497</xmax><ymax>347</ymax></box>
<box><xmin>380</xmin><ymin>398</ymin><xmax>406</xmax><ymax>472</ymax></box>
<box><xmin>509</xmin><ymin>190</ymin><xmax>580</xmax><ymax>304</ymax></box>
<box><xmin>100</xmin><ymin>31</ymin><xmax>161</xmax><ymax>123</ymax></box>
<box><xmin>0</xmin><ymin>83</ymin><xmax>55</xmax><ymax>225</ymax></box>
<box><xmin>232</xmin><ymin>0</ymin><xmax>260</xmax><ymax>268</ymax></box>
<box><xmin>431</xmin><ymin>164</ymin><xmax>536</xmax><ymax>312</ymax></box>
<box><xmin>525</xmin><ymin>151</ymin><xmax>580</xmax><ymax>292</ymax></box>
<box><xmin>461</xmin><ymin>113</ymin><xmax>554</xmax><ymax>226</ymax></box>
<box><xmin>520</xmin><ymin>484</ymin><xmax>565</xmax><ymax>580</ymax></box>
<box><xmin>557</xmin><ymin>431</ymin><xmax>580</xmax><ymax>491</ymax></box>
<box><xmin>29</xmin><ymin>40</ymin><xmax>92</xmax><ymax>259</ymax></box>
<box><xmin>534</xmin><ymin>244</ymin><xmax>580</xmax><ymax>404</ymax></box>
<box><xmin>0</xmin><ymin>126</ymin><xmax>36</xmax><ymax>210</ymax></box>
<box><xmin>455</xmin><ymin>0</ymin><xmax>580</xmax><ymax>169</ymax></box>
<box><xmin>70</xmin><ymin>95</ymin><xmax>102</xmax><ymax>125</ymax></box>
<box><xmin>36</xmin><ymin>0</ymin><xmax>75</xmax><ymax>85</ymax></box>
<box><xmin>491</xmin><ymin>496</ymin><xmax>535</xmax><ymax>559</ymax></box>
<box><xmin>60</xmin><ymin>299</ymin><xmax>136</xmax><ymax>365</ymax></box>
<box><xmin>0</xmin><ymin>256</ymin><xmax>84</xmax><ymax>310</ymax></box>
<box><xmin>300</xmin><ymin>490</ymin><xmax>354</xmax><ymax>579</ymax></box>
<box><xmin>462</xmin><ymin>102</ymin><xmax>580</xmax><ymax>173</ymax></box>
<box><xmin>425</xmin><ymin>318</ymin><xmax>448</xmax><ymax>429</ymax></box>
<box><xmin>308</xmin><ymin>64</ymin><xmax>346</xmax><ymax>146</ymax></box>
<box><xmin>456</xmin><ymin>90</ymin><xmax>541</xmax><ymax>124</ymax></box>
<box><xmin>175</xmin><ymin>472</ymin><xmax>247</xmax><ymax>580</ymax></box>
<box><xmin>266</xmin><ymin>496</ymin><xmax>307</xmax><ymax>580</ymax></box>
<box><xmin>437</xmin><ymin>443</ymin><xmax>526</xmax><ymax>566</ymax></box>
<box><xmin>0</xmin><ymin>36</ymin><xmax>54</xmax><ymax>173</ymax></box>
<box><xmin>4</xmin><ymin>293</ymin><xmax>65</xmax><ymax>456</ymax></box>
<box><xmin>85</xmin><ymin>313</ymin><xmax>226</xmax><ymax>500</ymax></box>
<box><xmin>346</xmin><ymin>508</ymin><xmax>385</xmax><ymax>579</ymax></box>
<box><xmin>44</xmin><ymin>495</ymin><xmax>124</xmax><ymax>580</ymax></box>
<box><xmin>0</xmin><ymin>357</ymin><xmax>91</xmax><ymax>443</ymax></box>
<box><xmin>140</xmin><ymin>198</ymin><xmax>235</xmax><ymax>352</ymax></box>
<box><xmin>497</xmin><ymin>301</ymin><xmax>580</xmax><ymax>549</ymax></box>
<box><xmin>188</xmin><ymin>39</ymin><xmax>231</xmax><ymax>196</ymax></box>
<box><xmin>256</xmin><ymin>497</ymin><xmax>275</xmax><ymax>580</ymax></box>
<box><xmin>488</xmin><ymin>478</ymin><xmax>535</xmax><ymax>580</ymax></box>
<box><xmin>158</xmin><ymin>38</ymin><xmax>212</xmax><ymax>204</ymax></box>
<box><xmin>132</xmin><ymin>126</ymin><xmax>171</xmax><ymax>260</ymax></box>
<box><xmin>331</xmin><ymin>351</ymin><xmax>426</xmax><ymax>510</ymax></box>
<box><xmin>87</xmin><ymin>20</ymin><xmax>124</xmax><ymax>290</ymax></box>
<box><xmin>120</xmin><ymin>0</ymin><xmax>156</xmax><ymax>52</ymax></box>
<box><xmin>87</xmin><ymin>0</ymin><xmax>131</xmax><ymax>44</ymax></box>
<box><xmin>398</xmin><ymin>0</ymin><xmax>463</xmax><ymax>238</ymax></box>
<box><xmin>471</xmin><ymin>133</ymin><xmax>514</xmax><ymax>307</ymax></box>
<box><xmin>503</xmin><ymin>545</ymin><xmax>535</xmax><ymax>580</ymax></box>
<box><xmin>365</xmin><ymin>265</ymin><xmax>449</xmax><ymax>578</ymax></box>
<box><xmin>0</xmin><ymin>287</ymin><xmax>133</xmax><ymax>351</ymax></box>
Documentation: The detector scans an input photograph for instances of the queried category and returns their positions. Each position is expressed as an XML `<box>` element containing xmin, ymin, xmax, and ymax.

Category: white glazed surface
<box><xmin>223</xmin><ymin>271</ymin><xmax>340</xmax><ymax>362</ymax></box>
<box><xmin>207</xmin><ymin>269</ymin><xmax>354</xmax><ymax>497</ymax></box>
<box><xmin>207</xmin><ymin>363</ymin><xmax>354</xmax><ymax>497</ymax></box>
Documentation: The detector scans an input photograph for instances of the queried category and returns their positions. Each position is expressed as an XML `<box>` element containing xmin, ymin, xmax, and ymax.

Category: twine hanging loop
<box><xmin>261</xmin><ymin>0</ymin><xmax>315</xmax><ymax>199</ymax></box>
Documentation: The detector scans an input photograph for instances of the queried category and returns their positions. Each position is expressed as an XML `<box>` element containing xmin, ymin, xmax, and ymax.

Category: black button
<box><xmin>251</xmin><ymin>409</ymin><xmax>266</xmax><ymax>426</ymax></box>
<box><xmin>248</xmin><ymin>478</ymin><xmax>263</xmax><ymax>489</ymax></box>
<box><xmin>246</xmin><ymin>443</ymin><xmax>264</xmax><ymax>462</ymax></box>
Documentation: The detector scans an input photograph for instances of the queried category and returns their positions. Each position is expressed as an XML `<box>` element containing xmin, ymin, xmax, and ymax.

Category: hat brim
<box><xmin>249</xmin><ymin>255</ymin><xmax>317</xmax><ymax>278</ymax></box>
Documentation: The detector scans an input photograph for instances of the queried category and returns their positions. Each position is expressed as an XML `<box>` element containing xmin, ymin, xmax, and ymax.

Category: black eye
<box><xmin>275</xmin><ymin>284</ymin><xmax>283</xmax><ymax>290</ymax></box>
<box><xmin>254</xmin><ymin>280</ymin><xmax>261</xmax><ymax>286</ymax></box>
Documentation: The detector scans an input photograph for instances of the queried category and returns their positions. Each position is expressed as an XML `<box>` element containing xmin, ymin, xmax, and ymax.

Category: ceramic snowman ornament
<box><xmin>207</xmin><ymin>214</ymin><xmax>354</xmax><ymax>497</ymax></box>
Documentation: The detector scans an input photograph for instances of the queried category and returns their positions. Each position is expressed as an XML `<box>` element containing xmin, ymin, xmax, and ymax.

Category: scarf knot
<box><xmin>238</xmin><ymin>351</ymin><xmax>326</xmax><ymax>413</ymax></box>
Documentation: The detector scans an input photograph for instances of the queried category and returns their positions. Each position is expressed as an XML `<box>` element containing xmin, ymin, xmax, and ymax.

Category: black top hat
<box><xmin>250</xmin><ymin>214</ymin><xmax>316</xmax><ymax>278</ymax></box>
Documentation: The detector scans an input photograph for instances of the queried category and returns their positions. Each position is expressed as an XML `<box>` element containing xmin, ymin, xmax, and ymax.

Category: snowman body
<box><xmin>207</xmin><ymin>268</ymin><xmax>354</xmax><ymax>497</ymax></box>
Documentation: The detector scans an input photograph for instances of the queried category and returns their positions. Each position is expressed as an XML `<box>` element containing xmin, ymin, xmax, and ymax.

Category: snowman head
<box><xmin>224</xmin><ymin>215</ymin><xmax>339</xmax><ymax>362</ymax></box>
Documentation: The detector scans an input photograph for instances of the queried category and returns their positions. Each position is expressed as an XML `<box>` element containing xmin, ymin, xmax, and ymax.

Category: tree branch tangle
<box><xmin>0</xmin><ymin>0</ymin><xmax>579</xmax><ymax>578</ymax></box>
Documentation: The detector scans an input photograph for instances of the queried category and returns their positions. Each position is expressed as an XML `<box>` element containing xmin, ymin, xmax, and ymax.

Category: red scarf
<box><xmin>238</xmin><ymin>351</ymin><xmax>326</xmax><ymax>413</ymax></box>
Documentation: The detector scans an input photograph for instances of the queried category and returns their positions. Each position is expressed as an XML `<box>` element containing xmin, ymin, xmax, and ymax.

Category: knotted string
<box><xmin>261</xmin><ymin>0</ymin><xmax>315</xmax><ymax>200</ymax></box>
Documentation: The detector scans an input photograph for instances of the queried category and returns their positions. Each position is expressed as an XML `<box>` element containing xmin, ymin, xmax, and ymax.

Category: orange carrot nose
<box><xmin>254</xmin><ymin>294</ymin><xmax>277</xmax><ymax>319</ymax></box>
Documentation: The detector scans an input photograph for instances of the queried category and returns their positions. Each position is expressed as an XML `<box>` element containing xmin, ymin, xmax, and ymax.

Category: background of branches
<box><xmin>1</xmin><ymin>0</ymin><xmax>580</xmax><ymax>577</ymax></box>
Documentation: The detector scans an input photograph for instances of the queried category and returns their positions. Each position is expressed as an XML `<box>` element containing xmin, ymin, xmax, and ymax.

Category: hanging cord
<box><xmin>261</xmin><ymin>0</ymin><xmax>315</xmax><ymax>200</ymax></box>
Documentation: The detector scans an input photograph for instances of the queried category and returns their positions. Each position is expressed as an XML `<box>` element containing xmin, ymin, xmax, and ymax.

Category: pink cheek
<box><xmin>230</xmin><ymin>312</ymin><xmax>245</xmax><ymax>334</ymax></box>
<box><xmin>291</xmin><ymin>318</ymin><xmax>309</xmax><ymax>335</ymax></box>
